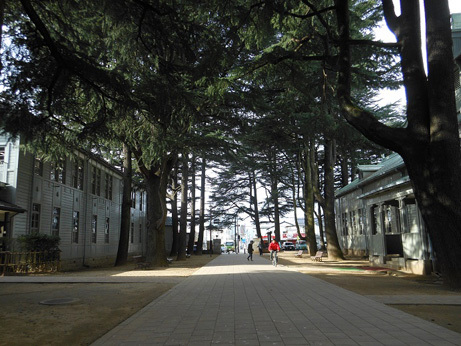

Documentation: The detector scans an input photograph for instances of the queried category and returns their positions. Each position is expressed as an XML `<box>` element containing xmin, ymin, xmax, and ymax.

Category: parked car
<box><xmin>282</xmin><ymin>242</ymin><xmax>295</xmax><ymax>251</ymax></box>
<box><xmin>295</xmin><ymin>241</ymin><xmax>308</xmax><ymax>250</ymax></box>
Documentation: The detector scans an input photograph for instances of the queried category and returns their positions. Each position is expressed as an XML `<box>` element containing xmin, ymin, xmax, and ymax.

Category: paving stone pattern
<box><xmin>92</xmin><ymin>254</ymin><xmax>461</xmax><ymax>346</ymax></box>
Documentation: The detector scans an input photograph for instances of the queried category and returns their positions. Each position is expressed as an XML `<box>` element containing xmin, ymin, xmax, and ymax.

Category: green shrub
<box><xmin>17</xmin><ymin>233</ymin><xmax>60</xmax><ymax>252</ymax></box>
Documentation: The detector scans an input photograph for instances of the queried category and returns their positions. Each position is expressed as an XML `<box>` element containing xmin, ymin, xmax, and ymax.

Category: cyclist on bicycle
<box><xmin>268</xmin><ymin>239</ymin><xmax>280</xmax><ymax>265</ymax></box>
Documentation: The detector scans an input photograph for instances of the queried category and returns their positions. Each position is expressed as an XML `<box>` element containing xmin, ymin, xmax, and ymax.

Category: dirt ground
<box><xmin>0</xmin><ymin>252</ymin><xmax>460</xmax><ymax>346</ymax></box>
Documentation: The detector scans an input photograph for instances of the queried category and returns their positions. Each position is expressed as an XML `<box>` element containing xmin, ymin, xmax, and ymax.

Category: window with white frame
<box><xmin>350</xmin><ymin>210</ymin><xmax>357</xmax><ymax>234</ymax></box>
<box><xmin>139</xmin><ymin>223</ymin><xmax>142</xmax><ymax>243</ymax></box>
<box><xmin>383</xmin><ymin>201</ymin><xmax>400</xmax><ymax>234</ymax></box>
<box><xmin>358</xmin><ymin>208</ymin><xmax>365</xmax><ymax>235</ymax></box>
<box><xmin>30</xmin><ymin>203</ymin><xmax>41</xmax><ymax>234</ymax></box>
<box><xmin>372</xmin><ymin>206</ymin><xmax>381</xmax><ymax>235</ymax></box>
<box><xmin>131</xmin><ymin>190</ymin><xmax>136</xmax><ymax>209</ymax></box>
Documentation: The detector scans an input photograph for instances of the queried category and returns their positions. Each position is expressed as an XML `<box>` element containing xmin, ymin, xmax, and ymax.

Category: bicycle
<box><xmin>270</xmin><ymin>250</ymin><xmax>278</xmax><ymax>267</ymax></box>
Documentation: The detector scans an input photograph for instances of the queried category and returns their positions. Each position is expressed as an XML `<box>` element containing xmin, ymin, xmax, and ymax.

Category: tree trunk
<box><xmin>323</xmin><ymin>138</ymin><xmax>344</xmax><ymax>260</ymax></box>
<box><xmin>187</xmin><ymin>155</ymin><xmax>196</xmax><ymax>255</ymax></box>
<box><xmin>196</xmin><ymin>157</ymin><xmax>206</xmax><ymax>255</ymax></box>
<box><xmin>302</xmin><ymin>142</ymin><xmax>318</xmax><ymax>255</ymax></box>
<box><xmin>270</xmin><ymin>152</ymin><xmax>281</xmax><ymax>242</ymax></box>
<box><xmin>169</xmin><ymin>162</ymin><xmax>179</xmax><ymax>257</ymax></box>
<box><xmin>144</xmin><ymin>169</ymin><xmax>168</xmax><ymax>266</ymax></box>
<box><xmin>340</xmin><ymin>155</ymin><xmax>349</xmax><ymax>187</ymax></box>
<box><xmin>115</xmin><ymin>144</ymin><xmax>132</xmax><ymax>266</ymax></box>
<box><xmin>317</xmin><ymin>204</ymin><xmax>326</xmax><ymax>250</ymax></box>
<box><xmin>177</xmin><ymin>154</ymin><xmax>188</xmax><ymax>261</ymax></box>
<box><xmin>250</xmin><ymin>169</ymin><xmax>263</xmax><ymax>241</ymax></box>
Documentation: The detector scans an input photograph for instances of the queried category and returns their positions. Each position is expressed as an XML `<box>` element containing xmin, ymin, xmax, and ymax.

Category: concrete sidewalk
<box><xmin>92</xmin><ymin>254</ymin><xmax>461</xmax><ymax>346</ymax></box>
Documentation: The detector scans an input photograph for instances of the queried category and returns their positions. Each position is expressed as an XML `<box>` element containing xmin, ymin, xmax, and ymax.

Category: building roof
<box><xmin>0</xmin><ymin>199</ymin><xmax>26</xmax><ymax>215</ymax></box>
<box><xmin>335</xmin><ymin>153</ymin><xmax>407</xmax><ymax>198</ymax></box>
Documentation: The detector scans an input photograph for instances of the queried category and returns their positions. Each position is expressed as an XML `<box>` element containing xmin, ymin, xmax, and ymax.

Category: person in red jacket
<box><xmin>268</xmin><ymin>239</ymin><xmax>280</xmax><ymax>264</ymax></box>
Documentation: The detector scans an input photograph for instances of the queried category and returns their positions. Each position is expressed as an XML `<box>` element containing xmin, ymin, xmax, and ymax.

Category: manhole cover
<box><xmin>39</xmin><ymin>298</ymin><xmax>80</xmax><ymax>305</ymax></box>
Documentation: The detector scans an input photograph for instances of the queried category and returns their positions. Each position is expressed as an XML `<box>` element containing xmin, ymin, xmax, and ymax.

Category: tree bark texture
<box><xmin>323</xmin><ymin>138</ymin><xmax>345</xmax><ymax>260</ymax></box>
<box><xmin>115</xmin><ymin>144</ymin><xmax>132</xmax><ymax>266</ymax></box>
<box><xmin>302</xmin><ymin>143</ymin><xmax>318</xmax><ymax>255</ymax></box>
<box><xmin>177</xmin><ymin>154</ymin><xmax>189</xmax><ymax>261</ymax></box>
<box><xmin>169</xmin><ymin>162</ymin><xmax>179</xmax><ymax>257</ymax></box>
<box><xmin>196</xmin><ymin>157</ymin><xmax>206</xmax><ymax>255</ymax></box>
<box><xmin>187</xmin><ymin>155</ymin><xmax>196</xmax><ymax>255</ymax></box>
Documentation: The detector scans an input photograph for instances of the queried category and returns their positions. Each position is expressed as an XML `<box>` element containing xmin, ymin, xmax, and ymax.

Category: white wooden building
<box><xmin>0</xmin><ymin>134</ymin><xmax>150</xmax><ymax>270</ymax></box>
<box><xmin>334</xmin><ymin>154</ymin><xmax>433</xmax><ymax>275</ymax></box>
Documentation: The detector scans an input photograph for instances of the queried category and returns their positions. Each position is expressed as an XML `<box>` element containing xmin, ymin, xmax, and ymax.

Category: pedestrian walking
<box><xmin>258</xmin><ymin>242</ymin><xmax>263</xmax><ymax>256</ymax></box>
<box><xmin>247</xmin><ymin>240</ymin><xmax>254</xmax><ymax>261</ymax></box>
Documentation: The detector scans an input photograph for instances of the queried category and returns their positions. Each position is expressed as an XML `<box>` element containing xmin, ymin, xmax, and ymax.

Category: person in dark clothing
<box><xmin>247</xmin><ymin>240</ymin><xmax>254</xmax><ymax>261</ymax></box>
<box><xmin>258</xmin><ymin>242</ymin><xmax>263</xmax><ymax>256</ymax></box>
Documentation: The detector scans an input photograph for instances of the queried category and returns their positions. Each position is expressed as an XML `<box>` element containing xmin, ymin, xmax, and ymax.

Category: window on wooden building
<box><xmin>0</xmin><ymin>146</ymin><xmax>5</xmax><ymax>164</ymax></box>
<box><xmin>383</xmin><ymin>201</ymin><xmax>400</xmax><ymax>234</ymax></box>
<box><xmin>105</xmin><ymin>217</ymin><xmax>110</xmax><ymax>243</ymax></box>
<box><xmin>92</xmin><ymin>166</ymin><xmax>101</xmax><ymax>196</ymax></box>
<box><xmin>34</xmin><ymin>157</ymin><xmax>43</xmax><ymax>176</ymax></box>
<box><xmin>341</xmin><ymin>213</ymin><xmax>349</xmax><ymax>236</ymax></box>
<box><xmin>130</xmin><ymin>222</ymin><xmax>134</xmax><ymax>243</ymax></box>
<box><xmin>92</xmin><ymin>215</ymin><xmax>97</xmax><ymax>243</ymax></box>
<box><xmin>131</xmin><ymin>190</ymin><xmax>136</xmax><ymax>209</ymax></box>
<box><xmin>72</xmin><ymin>211</ymin><xmax>79</xmax><ymax>243</ymax></box>
<box><xmin>30</xmin><ymin>203</ymin><xmax>41</xmax><ymax>234</ymax></box>
<box><xmin>372</xmin><ymin>206</ymin><xmax>381</xmax><ymax>235</ymax></box>
<box><xmin>350</xmin><ymin>211</ymin><xmax>357</xmax><ymax>234</ymax></box>
<box><xmin>104</xmin><ymin>173</ymin><xmax>113</xmax><ymax>200</ymax></box>
<box><xmin>358</xmin><ymin>208</ymin><xmax>365</xmax><ymax>235</ymax></box>
<box><xmin>50</xmin><ymin>159</ymin><xmax>66</xmax><ymax>184</ymax></box>
<box><xmin>72</xmin><ymin>159</ymin><xmax>84</xmax><ymax>190</ymax></box>
<box><xmin>51</xmin><ymin>207</ymin><xmax>60</xmax><ymax>236</ymax></box>
<box><xmin>404</xmin><ymin>198</ymin><xmax>419</xmax><ymax>233</ymax></box>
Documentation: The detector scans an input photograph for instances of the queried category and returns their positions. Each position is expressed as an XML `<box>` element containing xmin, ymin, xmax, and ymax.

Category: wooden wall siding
<box><xmin>370</xmin><ymin>234</ymin><xmax>385</xmax><ymax>256</ymax></box>
<box><xmin>402</xmin><ymin>233</ymin><xmax>425</xmax><ymax>259</ymax></box>
<box><xmin>11</xmin><ymin>150</ymin><xmax>35</xmax><ymax>240</ymax></box>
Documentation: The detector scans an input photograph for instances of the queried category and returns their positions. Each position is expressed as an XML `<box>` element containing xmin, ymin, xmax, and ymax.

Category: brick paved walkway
<box><xmin>92</xmin><ymin>253</ymin><xmax>461</xmax><ymax>345</ymax></box>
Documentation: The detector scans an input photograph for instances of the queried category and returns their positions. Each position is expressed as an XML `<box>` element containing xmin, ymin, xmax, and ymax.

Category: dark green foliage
<box><xmin>17</xmin><ymin>233</ymin><xmax>60</xmax><ymax>252</ymax></box>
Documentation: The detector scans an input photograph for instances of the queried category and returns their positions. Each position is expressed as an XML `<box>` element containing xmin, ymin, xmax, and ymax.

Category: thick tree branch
<box><xmin>382</xmin><ymin>0</ymin><xmax>400</xmax><ymax>37</ymax></box>
<box><xmin>335</xmin><ymin>0</ymin><xmax>408</xmax><ymax>153</ymax></box>
<box><xmin>19</xmin><ymin>0</ymin><xmax>135</xmax><ymax>106</ymax></box>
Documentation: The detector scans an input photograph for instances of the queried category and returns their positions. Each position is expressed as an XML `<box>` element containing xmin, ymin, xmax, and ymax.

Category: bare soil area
<box><xmin>276</xmin><ymin>251</ymin><xmax>461</xmax><ymax>335</ymax></box>
<box><xmin>0</xmin><ymin>252</ymin><xmax>460</xmax><ymax>346</ymax></box>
